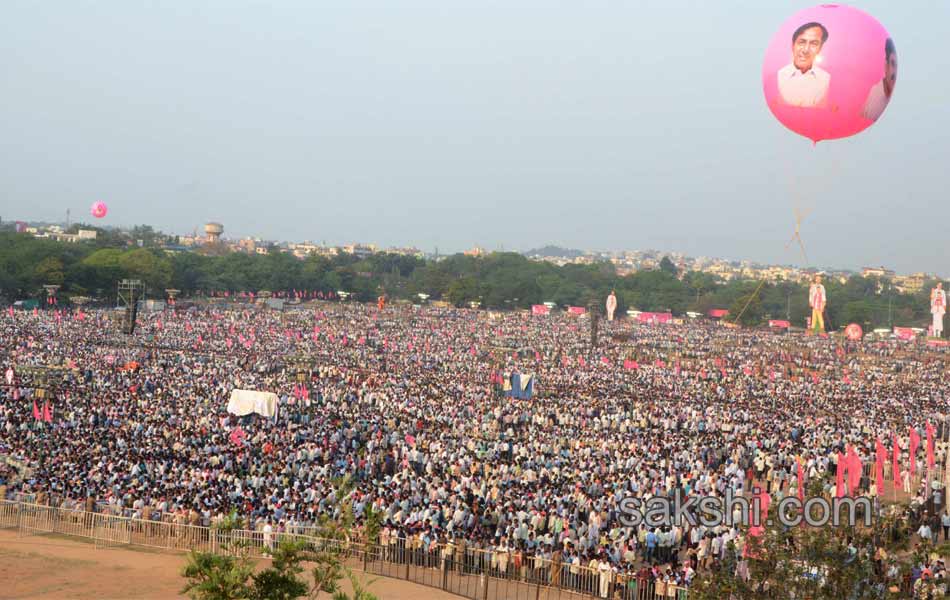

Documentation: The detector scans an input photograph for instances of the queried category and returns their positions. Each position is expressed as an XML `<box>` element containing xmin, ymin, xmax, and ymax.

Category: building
<box><xmin>342</xmin><ymin>244</ymin><xmax>376</xmax><ymax>258</ymax></box>
<box><xmin>862</xmin><ymin>266</ymin><xmax>896</xmax><ymax>279</ymax></box>
<box><xmin>894</xmin><ymin>272</ymin><xmax>929</xmax><ymax>294</ymax></box>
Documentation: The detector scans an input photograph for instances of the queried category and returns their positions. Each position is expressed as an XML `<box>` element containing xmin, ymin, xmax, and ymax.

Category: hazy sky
<box><xmin>1</xmin><ymin>1</ymin><xmax>947</xmax><ymax>274</ymax></box>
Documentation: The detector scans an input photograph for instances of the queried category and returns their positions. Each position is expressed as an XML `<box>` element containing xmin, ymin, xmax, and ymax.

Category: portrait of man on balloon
<box><xmin>862</xmin><ymin>38</ymin><xmax>897</xmax><ymax>122</ymax></box>
<box><xmin>777</xmin><ymin>22</ymin><xmax>830</xmax><ymax>109</ymax></box>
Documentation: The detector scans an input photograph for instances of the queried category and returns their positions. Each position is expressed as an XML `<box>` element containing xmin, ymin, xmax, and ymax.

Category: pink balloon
<box><xmin>91</xmin><ymin>201</ymin><xmax>108</xmax><ymax>218</ymax></box>
<box><xmin>762</xmin><ymin>5</ymin><xmax>896</xmax><ymax>142</ymax></box>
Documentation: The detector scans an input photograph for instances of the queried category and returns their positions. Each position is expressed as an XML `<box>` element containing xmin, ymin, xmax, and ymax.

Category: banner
<box><xmin>768</xmin><ymin>320</ymin><xmax>791</xmax><ymax>328</ymax></box>
<box><xmin>637</xmin><ymin>312</ymin><xmax>672</xmax><ymax>324</ymax></box>
<box><xmin>531</xmin><ymin>305</ymin><xmax>550</xmax><ymax>315</ymax></box>
<box><xmin>567</xmin><ymin>306</ymin><xmax>586</xmax><ymax>315</ymax></box>
<box><xmin>893</xmin><ymin>326</ymin><xmax>917</xmax><ymax>340</ymax></box>
<box><xmin>227</xmin><ymin>389</ymin><xmax>279</xmax><ymax>418</ymax></box>
<box><xmin>707</xmin><ymin>309</ymin><xmax>729</xmax><ymax>318</ymax></box>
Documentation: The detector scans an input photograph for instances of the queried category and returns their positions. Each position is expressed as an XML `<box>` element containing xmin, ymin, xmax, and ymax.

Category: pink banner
<box><xmin>567</xmin><ymin>306</ymin><xmax>586</xmax><ymax>315</ymax></box>
<box><xmin>531</xmin><ymin>305</ymin><xmax>550</xmax><ymax>315</ymax></box>
<box><xmin>894</xmin><ymin>326</ymin><xmax>916</xmax><ymax>340</ymax></box>
<box><xmin>707</xmin><ymin>309</ymin><xmax>729</xmax><ymax>318</ymax></box>
<box><xmin>637</xmin><ymin>312</ymin><xmax>672</xmax><ymax>324</ymax></box>
<box><xmin>768</xmin><ymin>320</ymin><xmax>791</xmax><ymax>328</ymax></box>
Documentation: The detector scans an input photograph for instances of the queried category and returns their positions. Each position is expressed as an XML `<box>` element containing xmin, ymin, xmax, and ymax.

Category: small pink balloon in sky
<box><xmin>762</xmin><ymin>4</ymin><xmax>897</xmax><ymax>143</ymax></box>
<box><xmin>90</xmin><ymin>201</ymin><xmax>108</xmax><ymax>218</ymax></box>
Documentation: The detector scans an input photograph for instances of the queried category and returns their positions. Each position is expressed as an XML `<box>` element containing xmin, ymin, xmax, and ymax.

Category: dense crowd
<box><xmin>1</xmin><ymin>301</ymin><xmax>949</xmax><ymax>594</ymax></box>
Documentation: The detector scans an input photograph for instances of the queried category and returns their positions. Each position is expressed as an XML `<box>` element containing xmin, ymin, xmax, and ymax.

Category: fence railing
<box><xmin>0</xmin><ymin>499</ymin><xmax>689</xmax><ymax>600</ymax></box>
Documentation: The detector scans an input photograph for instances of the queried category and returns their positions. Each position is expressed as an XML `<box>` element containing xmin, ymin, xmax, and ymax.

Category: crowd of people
<box><xmin>1</xmin><ymin>300</ymin><xmax>949</xmax><ymax>596</ymax></box>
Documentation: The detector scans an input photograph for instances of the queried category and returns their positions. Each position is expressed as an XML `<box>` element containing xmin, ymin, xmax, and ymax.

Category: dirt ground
<box><xmin>0</xmin><ymin>530</ymin><xmax>459</xmax><ymax>600</ymax></box>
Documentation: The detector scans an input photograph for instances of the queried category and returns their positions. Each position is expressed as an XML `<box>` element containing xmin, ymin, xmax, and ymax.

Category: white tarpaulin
<box><xmin>227</xmin><ymin>389</ymin><xmax>279</xmax><ymax>418</ymax></box>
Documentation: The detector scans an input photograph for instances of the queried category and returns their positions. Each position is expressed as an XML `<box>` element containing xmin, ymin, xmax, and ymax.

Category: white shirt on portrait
<box><xmin>861</xmin><ymin>80</ymin><xmax>890</xmax><ymax>121</ymax></box>
<box><xmin>777</xmin><ymin>63</ymin><xmax>830</xmax><ymax>108</ymax></box>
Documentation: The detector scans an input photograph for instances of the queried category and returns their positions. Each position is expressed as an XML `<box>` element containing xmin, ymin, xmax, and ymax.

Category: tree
<box><xmin>445</xmin><ymin>277</ymin><xmax>480</xmax><ymax>307</ymax></box>
<box><xmin>34</xmin><ymin>256</ymin><xmax>65</xmax><ymax>286</ymax></box>
<box><xmin>659</xmin><ymin>256</ymin><xmax>678</xmax><ymax>277</ymax></box>
<box><xmin>727</xmin><ymin>293</ymin><xmax>765</xmax><ymax>327</ymax></box>
<box><xmin>181</xmin><ymin>514</ymin><xmax>254</xmax><ymax>600</ymax></box>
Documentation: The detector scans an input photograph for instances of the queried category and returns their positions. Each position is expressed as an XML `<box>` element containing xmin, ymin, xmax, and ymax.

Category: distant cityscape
<box><xmin>9</xmin><ymin>218</ymin><xmax>939</xmax><ymax>294</ymax></box>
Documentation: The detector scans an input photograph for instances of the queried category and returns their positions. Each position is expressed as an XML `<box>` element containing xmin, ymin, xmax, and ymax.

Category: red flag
<box><xmin>909</xmin><ymin>426</ymin><xmax>920</xmax><ymax>477</ymax></box>
<box><xmin>601</xmin><ymin>356</ymin><xmax>610</xmax><ymax>365</ymax></box>
<box><xmin>577</xmin><ymin>356</ymin><xmax>586</xmax><ymax>367</ymax></box>
<box><xmin>42</xmin><ymin>401</ymin><xmax>52</xmax><ymax>423</ymax></box>
<box><xmin>32</xmin><ymin>399</ymin><xmax>41</xmax><ymax>420</ymax></box>
<box><xmin>835</xmin><ymin>452</ymin><xmax>846</xmax><ymax>498</ymax></box>
<box><xmin>927</xmin><ymin>422</ymin><xmax>936</xmax><ymax>468</ymax></box>
<box><xmin>623</xmin><ymin>359</ymin><xmax>638</xmax><ymax>370</ymax></box>
<box><xmin>892</xmin><ymin>434</ymin><xmax>900</xmax><ymax>487</ymax></box>
<box><xmin>797</xmin><ymin>458</ymin><xmax>805</xmax><ymax>503</ymax></box>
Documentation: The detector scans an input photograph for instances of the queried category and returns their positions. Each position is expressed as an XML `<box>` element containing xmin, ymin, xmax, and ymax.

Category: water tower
<box><xmin>204</xmin><ymin>222</ymin><xmax>223</xmax><ymax>243</ymax></box>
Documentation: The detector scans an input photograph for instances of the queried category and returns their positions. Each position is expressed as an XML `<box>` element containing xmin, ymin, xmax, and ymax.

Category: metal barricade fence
<box><xmin>0</xmin><ymin>500</ymin><xmax>693</xmax><ymax>600</ymax></box>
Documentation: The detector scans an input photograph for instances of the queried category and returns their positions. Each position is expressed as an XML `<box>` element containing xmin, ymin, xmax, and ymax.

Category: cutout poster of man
<box><xmin>931</xmin><ymin>283</ymin><xmax>946</xmax><ymax>338</ymax></box>
<box><xmin>606</xmin><ymin>291</ymin><xmax>617</xmax><ymax>322</ymax></box>
<box><xmin>809</xmin><ymin>274</ymin><xmax>827</xmax><ymax>335</ymax></box>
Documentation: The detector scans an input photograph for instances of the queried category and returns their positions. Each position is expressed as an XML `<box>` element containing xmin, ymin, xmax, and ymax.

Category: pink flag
<box><xmin>577</xmin><ymin>356</ymin><xmax>586</xmax><ymax>367</ymax></box>
<box><xmin>927</xmin><ymin>422</ymin><xmax>936</xmax><ymax>468</ymax></box>
<box><xmin>623</xmin><ymin>359</ymin><xmax>639</xmax><ymax>370</ymax></box>
<box><xmin>848</xmin><ymin>447</ymin><xmax>861</xmax><ymax>496</ymax></box>
<box><xmin>875</xmin><ymin>442</ymin><xmax>885</xmax><ymax>495</ymax></box>
<box><xmin>43</xmin><ymin>401</ymin><xmax>52</xmax><ymax>423</ymax></box>
<box><xmin>892</xmin><ymin>434</ymin><xmax>900</xmax><ymax>486</ymax></box>
<box><xmin>33</xmin><ymin>399</ymin><xmax>41</xmax><ymax>420</ymax></box>
<box><xmin>654</xmin><ymin>360</ymin><xmax>666</xmax><ymax>368</ymax></box>
<box><xmin>7</xmin><ymin>306</ymin><xmax>13</xmax><ymax>318</ymax></box>
<box><xmin>835</xmin><ymin>452</ymin><xmax>846</xmax><ymax>498</ymax></box>
<box><xmin>469</xmin><ymin>346</ymin><xmax>476</xmax><ymax>356</ymax></box>
<box><xmin>797</xmin><ymin>459</ymin><xmax>805</xmax><ymax>503</ymax></box>
<box><xmin>909</xmin><ymin>426</ymin><xmax>920</xmax><ymax>477</ymax></box>
<box><xmin>601</xmin><ymin>356</ymin><xmax>610</xmax><ymax>365</ymax></box>
<box><xmin>229</xmin><ymin>426</ymin><xmax>246</xmax><ymax>446</ymax></box>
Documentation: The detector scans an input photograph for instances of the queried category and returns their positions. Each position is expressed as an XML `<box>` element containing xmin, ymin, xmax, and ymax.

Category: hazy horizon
<box><xmin>2</xmin><ymin>1</ymin><xmax>947</xmax><ymax>274</ymax></box>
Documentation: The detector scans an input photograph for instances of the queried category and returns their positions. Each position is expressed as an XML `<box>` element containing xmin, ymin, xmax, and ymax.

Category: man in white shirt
<box><xmin>862</xmin><ymin>38</ymin><xmax>897</xmax><ymax>121</ymax></box>
<box><xmin>777</xmin><ymin>22</ymin><xmax>831</xmax><ymax>108</ymax></box>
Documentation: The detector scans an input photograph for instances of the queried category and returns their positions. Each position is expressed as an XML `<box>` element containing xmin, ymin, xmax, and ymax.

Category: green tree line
<box><xmin>0</xmin><ymin>231</ymin><xmax>939</xmax><ymax>329</ymax></box>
